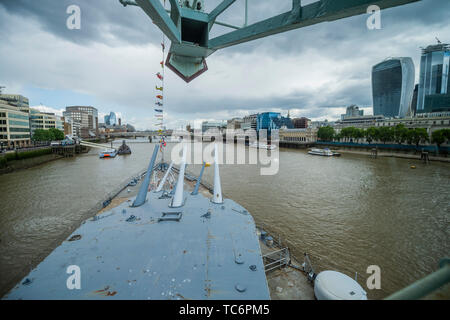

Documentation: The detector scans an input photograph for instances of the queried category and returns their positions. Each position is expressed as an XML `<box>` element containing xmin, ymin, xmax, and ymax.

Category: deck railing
<box><xmin>263</xmin><ymin>248</ymin><xmax>290</xmax><ymax>273</ymax></box>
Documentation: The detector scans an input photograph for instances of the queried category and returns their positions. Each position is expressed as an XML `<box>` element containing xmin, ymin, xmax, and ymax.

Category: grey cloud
<box><xmin>0</xmin><ymin>0</ymin><xmax>159</xmax><ymax>46</ymax></box>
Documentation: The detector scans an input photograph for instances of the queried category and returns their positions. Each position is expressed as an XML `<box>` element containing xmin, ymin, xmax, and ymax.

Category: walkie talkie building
<box><xmin>372</xmin><ymin>58</ymin><xmax>415</xmax><ymax>118</ymax></box>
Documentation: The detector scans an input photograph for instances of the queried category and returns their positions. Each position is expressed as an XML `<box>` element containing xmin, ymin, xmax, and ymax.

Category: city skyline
<box><xmin>0</xmin><ymin>0</ymin><xmax>449</xmax><ymax>130</ymax></box>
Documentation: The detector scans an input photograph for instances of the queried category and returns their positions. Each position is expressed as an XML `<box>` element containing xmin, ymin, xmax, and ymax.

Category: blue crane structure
<box><xmin>119</xmin><ymin>0</ymin><xmax>420</xmax><ymax>82</ymax></box>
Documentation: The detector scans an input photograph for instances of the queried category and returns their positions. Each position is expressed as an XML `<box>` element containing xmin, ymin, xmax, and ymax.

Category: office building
<box><xmin>279</xmin><ymin>128</ymin><xmax>318</xmax><ymax>143</ymax></box>
<box><xmin>0</xmin><ymin>94</ymin><xmax>30</xmax><ymax>114</ymax></box>
<box><xmin>335</xmin><ymin>115</ymin><xmax>385</xmax><ymax>129</ymax></box>
<box><xmin>292</xmin><ymin>117</ymin><xmax>311</xmax><ymax>129</ymax></box>
<box><xmin>63</xmin><ymin>106</ymin><xmax>98</xmax><ymax>138</ymax></box>
<box><xmin>104</xmin><ymin>112</ymin><xmax>118</xmax><ymax>126</ymax></box>
<box><xmin>417</xmin><ymin>43</ymin><xmax>450</xmax><ymax>113</ymax></box>
<box><xmin>310</xmin><ymin>119</ymin><xmax>335</xmax><ymax>129</ymax></box>
<box><xmin>341</xmin><ymin>105</ymin><xmax>364</xmax><ymax>120</ymax></box>
<box><xmin>411</xmin><ymin>84</ymin><xmax>419</xmax><ymax>116</ymax></box>
<box><xmin>372</xmin><ymin>57</ymin><xmax>415</xmax><ymax>118</ymax></box>
<box><xmin>0</xmin><ymin>99</ymin><xmax>31</xmax><ymax>148</ymax></box>
<box><xmin>242</xmin><ymin>114</ymin><xmax>258</xmax><ymax>131</ymax></box>
<box><xmin>227</xmin><ymin>118</ymin><xmax>243</xmax><ymax>130</ymax></box>
<box><xmin>201</xmin><ymin>121</ymin><xmax>226</xmax><ymax>133</ymax></box>
<box><xmin>29</xmin><ymin>109</ymin><xmax>64</xmax><ymax>135</ymax></box>
<box><xmin>256</xmin><ymin>112</ymin><xmax>293</xmax><ymax>135</ymax></box>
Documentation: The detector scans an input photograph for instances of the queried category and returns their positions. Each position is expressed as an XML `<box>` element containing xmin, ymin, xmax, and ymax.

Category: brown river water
<box><xmin>0</xmin><ymin>139</ymin><xmax>449</xmax><ymax>299</ymax></box>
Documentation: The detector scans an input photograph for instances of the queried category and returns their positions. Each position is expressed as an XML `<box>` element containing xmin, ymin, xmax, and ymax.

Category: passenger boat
<box><xmin>308</xmin><ymin>148</ymin><xmax>334</xmax><ymax>156</ymax></box>
<box><xmin>249</xmin><ymin>142</ymin><xmax>276</xmax><ymax>150</ymax></box>
<box><xmin>99</xmin><ymin>148</ymin><xmax>118</xmax><ymax>158</ymax></box>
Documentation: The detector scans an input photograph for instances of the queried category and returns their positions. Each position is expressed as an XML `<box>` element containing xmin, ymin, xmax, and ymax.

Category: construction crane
<box><xmin>119</xmin><ymin>0</ymin><xmax>421</xmax><ymax>82</ymax></box>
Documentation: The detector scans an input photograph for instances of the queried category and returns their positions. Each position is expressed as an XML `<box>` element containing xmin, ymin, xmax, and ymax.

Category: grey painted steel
<box><xmin>135</xmin><ymin>0</ymin><xmax>181</xmax><ymax>44</ymax></box>
<box><xmin>191</xmin><ymin>162</ymin><xmax>206</xmax><ymax>195</ymax></box>
<box><xmin>132</xmin><ymin>145</ymin><xmax>159</xmax><ymax>207</ymax></box>
<box><xmin>212</xmin><ymin>144</ymin><xmax>223</xmax><ymax>204</ymax></box>
<box><xmin>155</xmin><ymin>161</ymin><xmax>173</xmax><ymax>192</ymax></box>
<box><xmin>209</xmin><ymin>0</ymin><xmax>237</xmax><ymax>22</ymax></box>
<box><xmin>208</xmin><ymin>0</ymin><xmax>420</xmax><ymax>50</ymax></box>
<box><xmin>4</xmin><ymin>187</ymin><xmax>270</xmax><ymax>299</ymax></box>
<box><xmin>171</xmin><ymin>145</ymin><xmax>187</xmax><ymax>208</ymax></box>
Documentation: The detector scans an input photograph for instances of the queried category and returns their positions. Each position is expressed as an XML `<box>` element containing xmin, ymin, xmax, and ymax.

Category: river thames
<box><xmin>0</xmin><ymin>139</ymin><xmax>449</xmax><ymax>299</ymax></box>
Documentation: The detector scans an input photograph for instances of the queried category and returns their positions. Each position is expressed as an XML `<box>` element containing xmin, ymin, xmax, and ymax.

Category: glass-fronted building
<box><xmin>372</xmin><ymin>57</ymin><xmax>415</xmax><ymax>118</ymax></box>
<box><xmin>104</xmin><ymin>112</ymin><xmax>117</xmax><ymax>126</ymax></box>
<box><xmin>201</xmin><ymin>121</ymin><xmax>226</xmax><ymax>133</ymax></box>
<box><xmin>64</xmin><ymin>106</ymin><xmax>98</xmax><ymax>138</ymax></box>
<box><xmin>0</xmin><ymin>94</ymin><xmax>30</xmax><ymax>114</ymax></box>
<box><xmin>417</xmin><ymin>43</ymin><xmax>450</xmax><ymax>113</ymax></box>
<box><xmin>0</xmin><ymin>101</ymin><xmax>31</xmax><ymax>148</ymax></box>
<box><xmin>256</xmin><ymin>112</ymin><xmax>293</xmax><ymax>135</ymax></box>
<box><xmin>30</xmin><ymin>109</ymin><xmax>65</xmax><ymax>135</ymax></box>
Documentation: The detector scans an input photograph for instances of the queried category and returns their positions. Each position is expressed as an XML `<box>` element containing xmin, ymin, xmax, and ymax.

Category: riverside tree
<box><xmin>317</xmin><ymin>126</ymin><xmax>335</xmax><ymax>141</ymax></box>
<box><xmin>365</xmin><ymin>127</ymin><xmax>379</xmax><ymax>144</ymax></box>
<box><xmin>393</xmin><ymin>124</ymin><xmax>408</xmax><ymax>145</ymax></box>
<box><xmin>377</xmin><ymin>127</ymin><xmax>393</xmax><ymax>144</ymax></box>
<box><xmin>431</xmin><ymin>129</ymin><xmax>450</xmax><ymax>148</ymax></box>
<box><xmin>411</xmin><ymin>128</ymin><xmax>429</xmax><ymax>148</ymax></box>
<box><xmin>32</xmin><ymin>128</ymin><xmax>64</xmax><ymax>142</ymax></box>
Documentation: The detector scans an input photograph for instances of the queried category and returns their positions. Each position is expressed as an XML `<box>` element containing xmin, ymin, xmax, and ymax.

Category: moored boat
<box><xmin>308</xmin><ymin>148</ymin><xmax>333</xmax><ymax>156</ymax></box>
<box><xmin>117</xmin><ymin>140</ymin><xmax>132</xmax><ymax>155</ymax></box>
<box><xmin>249</xmin><ymin>142</ymin><xmax>276</xmax><ymax>150</ymax></box>
<box><xmin>99</xmin><ymin>148</ymin><xmax>118</xmax><ymax>158</ymax></box>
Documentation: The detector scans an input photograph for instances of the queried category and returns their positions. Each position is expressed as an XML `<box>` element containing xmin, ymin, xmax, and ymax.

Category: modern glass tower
<box><xmin>104</xmin><ymin>112</ymin><xmax>117</xmax><ymax>126</ymax></box>
<box><xmin>417</xmin><ymin>43</ymin><xmax>450</xmax><ymax>113</ymax></box>
<box><xmin>372</xmin><ymin>57</ymin><xmax>415</xmax><ymax>118</ymax></box>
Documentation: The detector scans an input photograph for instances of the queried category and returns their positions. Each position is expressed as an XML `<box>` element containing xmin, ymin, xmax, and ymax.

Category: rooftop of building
<box><xmin>30</xmin><ymin>108</ymin><xmax>56</xmax><ymax>116</ymax></box>
<box><xmin>422</xmin><ymin>43</ymin><xmax>450</xmax><ymax>54</ymax></box>
<box><xmin>0</xmin><ymin>102</ymin><xmax>29</xmax><ymax>114</ymax></box>
<box><xmin>65</xmin><ymin>106</ymin><xmax>98</xmax><ymax>112</ymax></box>
<box><xmin>0</xmin><ymin>93</ymin><xmax>29</xmax><ymax>101</ymax></box>
<box><xmin>280</xmin><ymin>128</ymin><xmax>314</xmax><ymax>132</ymax></box>
<box><xmin>336</xmin><ymin>115</ymin><xmax>385</xmax><ymax>122</ymax></box>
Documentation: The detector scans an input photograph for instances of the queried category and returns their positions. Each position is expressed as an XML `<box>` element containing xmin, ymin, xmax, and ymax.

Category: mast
<box><xmin>155</xmin><ymin>0</ymin><xmax>167</xmax><ymax>163</ymax></box>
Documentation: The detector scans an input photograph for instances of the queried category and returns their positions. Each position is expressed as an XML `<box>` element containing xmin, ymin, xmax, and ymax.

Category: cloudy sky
<box><xmin>0</xmin><ymin>0</ymin><xmax>449</xmax><ymax>130</ymax></box>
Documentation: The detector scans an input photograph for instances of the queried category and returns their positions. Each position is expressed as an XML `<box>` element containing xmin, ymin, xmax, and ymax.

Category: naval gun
<box><xmin>119</xmin><ymin>0</ymin><xmax>420</xmax><ymax>82</ymax></box>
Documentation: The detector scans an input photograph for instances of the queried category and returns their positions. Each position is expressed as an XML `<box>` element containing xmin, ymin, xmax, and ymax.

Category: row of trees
<box><xmin>317</xmin><ymin>125</ymin><xmax>450</xmax><ymax>147</ymax></box>
<box><xmin>32</xmin><ymin>128</ymin><xmax>65</xmax><ymax>142</ymax></box>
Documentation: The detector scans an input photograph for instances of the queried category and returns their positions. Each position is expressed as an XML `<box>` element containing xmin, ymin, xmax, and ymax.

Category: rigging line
<box><xmin>159</xmin><ymin>0</ymin><xmax>167</xmax><ymax>161</ymax></box>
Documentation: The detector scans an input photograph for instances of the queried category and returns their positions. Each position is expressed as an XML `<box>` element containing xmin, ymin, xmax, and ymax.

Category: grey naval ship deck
<box><xmin>4</xmin><ymin>166</ymin><xmax>270</xmax><ymax>300</ymax></box>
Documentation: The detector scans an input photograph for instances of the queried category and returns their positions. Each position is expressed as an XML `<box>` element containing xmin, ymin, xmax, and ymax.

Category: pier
<box><xmin>51</xmin><ymin>144</ymin><xmax>89</xmax><ymax>157</ymax></box>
